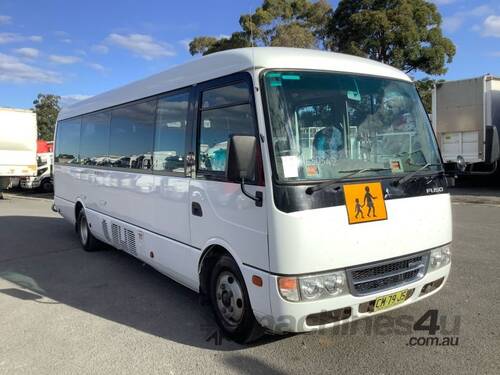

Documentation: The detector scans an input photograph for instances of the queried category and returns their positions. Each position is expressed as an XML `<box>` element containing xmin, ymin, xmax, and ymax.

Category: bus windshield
<box><xmin>262</xmin><ymin>71</ymin><xmax>442</xmax><ymax>182</ymax></box>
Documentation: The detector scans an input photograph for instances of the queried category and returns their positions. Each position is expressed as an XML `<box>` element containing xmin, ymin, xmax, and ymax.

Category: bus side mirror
<box><xmin>227</xmin><ymin>135</ymin><xmax>257</xmax><ymax>182</ymax></box>
<box><xmin>226</xmin><ymin>135</ymin><xmax>263</xmax><ymax>207</ymax></box>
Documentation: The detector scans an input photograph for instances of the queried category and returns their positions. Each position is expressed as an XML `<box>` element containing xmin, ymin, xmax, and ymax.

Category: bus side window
<box><xmin>154</xmin><ymin>92</ymin><xmax>190</xmax><ymax>173</ymax></box>
<box><xmin>79</xmin><ymin>112</ymin><xmax>110</xmax><ymax>166</ymax></box>
<box><xmin>198</xmin><ymin>82</ymin><xmax>255</xmax><ymax>175</ymax></box>
<box><xmin>109</xmin><ymin>100</ymin><xmax>156</xmax><ymax>170</ymax></box>
<box><xmin>55</xmin><ymin>118</ymin><xmax>81</xmax><ymax>164</ymax></box>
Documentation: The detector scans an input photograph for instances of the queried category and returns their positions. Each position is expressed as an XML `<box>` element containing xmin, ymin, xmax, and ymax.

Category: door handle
<box><xmin>191</xmin><ymin>202</ymin><xmax>203</xmax><ymax>217</ymax></box>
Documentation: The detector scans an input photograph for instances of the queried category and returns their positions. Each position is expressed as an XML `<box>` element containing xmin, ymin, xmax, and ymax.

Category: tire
<box><xmin>77</xmin><ymin>210</ymin><xmax>101</xmax><ymax>252</ymax></box>
<box><xmin>40</xmin><ymin>178</ymin><xmax>53</xmax><ymax>193</ymax></box>
<box><xmin>209</xmin><ymin>255</ymin><xmax>264</xmax><ymax>344</ymax></box>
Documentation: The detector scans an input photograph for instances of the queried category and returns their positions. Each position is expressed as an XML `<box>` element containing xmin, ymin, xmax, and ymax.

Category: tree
<box><xmin>189</xmin><ymin>33</ymin><xmax>250</xmax><ymax>56</ymax></box>
<box><xmin>189</xmin><ymin>0</ymin><xmax>332</xmax><ymax>56</ymax></box>
<box><xmin>327</xmin><ymin>0</ymin><xmax>456</xmax><ymax>75</ymax></box>
<box><xmin>188</xmin><ymin>0</ymin><xmax>455</xmax><ymax>77</ymax></box>
<box><xmin>33</xmin><ymin>94</ymin><xmax>60</xmax><ymax>141</ymax></box>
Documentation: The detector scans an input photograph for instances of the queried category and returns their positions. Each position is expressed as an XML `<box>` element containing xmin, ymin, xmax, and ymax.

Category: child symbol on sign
<box><xmin>354</xmin><ymin>198</ymin><xmax>364</xmax><ymax>219</ymax></box>
<box><xmin>364</xmin><ymin>186</ymin><xmax>377</xmax><ymax>217</ymax></box>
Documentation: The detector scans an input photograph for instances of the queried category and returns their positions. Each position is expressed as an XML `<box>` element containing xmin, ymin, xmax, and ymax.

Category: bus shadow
<box><xmin>0</xmin><ymin>215</ymin><xmax>287</xmax><ymax>350</ymax></box>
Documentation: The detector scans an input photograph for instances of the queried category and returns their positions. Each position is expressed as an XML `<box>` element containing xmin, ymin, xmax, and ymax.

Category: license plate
<box><xmin>374</xmin><ymin>290</ymin><xmax>409</xmax><ymax>312</ymax></box>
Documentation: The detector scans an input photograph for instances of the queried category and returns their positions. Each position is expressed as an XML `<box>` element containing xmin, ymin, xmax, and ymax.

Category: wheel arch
<box><xmin>198</xmin><ymin>241</ymin><xmax>243</xmax><ymax>297</ymax></box>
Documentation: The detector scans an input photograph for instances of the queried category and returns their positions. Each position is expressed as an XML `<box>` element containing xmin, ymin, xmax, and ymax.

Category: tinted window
<box><xmin>80</xmin><ymin>112</ymin><xmax>110</xmax><ymax>166</ymax></box>
<box><xmin>55</xmin><ymin>118</ymin><xmax>81</xmax><ymax>164</ymax></box>
<box><xmin>154</xmin><ymin>92</ymin><xmax>189</xmax><ymax>173</ymax></box>
<box><xmin>199</xmin><ymin>103</ymin><xmax>255</xmax><ymax>172</ymax></box>
<box><xmin>109</xmin><ymin>100</ymin><xmax>156</xmax><ymax>170</ymax></box>
<box><xmin>202</xmin><ymin>81</ymin><xmax>249</xmax><ymax>109</ymax></box>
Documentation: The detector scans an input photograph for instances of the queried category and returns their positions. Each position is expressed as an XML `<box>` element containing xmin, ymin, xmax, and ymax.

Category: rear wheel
<box><xmin>209</xmin><ymin>255</ymin><xmax>263</xmax><ymax>344</ymax></box>
<box><xmin>77</xmin><ymin>210</ymin><xmax>100</xmax><ymax>252</ymax></box>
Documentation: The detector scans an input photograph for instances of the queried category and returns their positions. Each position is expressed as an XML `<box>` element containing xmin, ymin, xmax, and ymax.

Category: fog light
<box><xmin>420</xmin><ymin>277</ymin><xmax>444</xmax><ymax>295</ymax></box>
<box><xmin>306</xmin><ymin>307</ymin><xmax>352</xmax><ymax>326</ymax></box>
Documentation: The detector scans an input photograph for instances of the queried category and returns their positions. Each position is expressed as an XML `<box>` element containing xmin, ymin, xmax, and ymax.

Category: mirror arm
<box><xmin>240</xmin><ymin>177</ymin><xmax>263</xmax><ymax>207</ymax></box>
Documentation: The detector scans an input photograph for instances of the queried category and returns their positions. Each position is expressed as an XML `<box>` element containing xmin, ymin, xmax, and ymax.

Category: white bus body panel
<box><xmin>267</xmin><ymin>194</ymin><xmax>452</xmax><ymax>275</ymax></box>
<box><xmin>54</xmin><ymin>165</ymin><xmax>273</xmax><ymax>316</ymax></box>
<box><xmin>189</xmin><ymin>180</ymin><xmax>268</xmax><ymax>270</ymax></box>
<box><xmin>0</xmin><ymin>108</ymin><xmax>37</xmax><ymax>177</ymax></box>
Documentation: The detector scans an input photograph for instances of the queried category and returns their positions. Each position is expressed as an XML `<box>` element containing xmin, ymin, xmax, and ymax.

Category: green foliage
<box><xmin>188</xmin><ymin>0</ymin><xmax>455</xmax><ymax>77</ymax></box>
<box><xmin>270</xmin><ymin>22</ymin><xmax>316</xmax><ymax>48</ymax></box>
<box><xmin>32</xmin><ymin>93</ymin><xmax>60</xmax><ymax>141</ymax></box>
<box><xmin>189</xmin><ymin>0</ymin><xmax>332</xmax><ymax>55</ymax></box>
<box><xmin>189</xmin><ymin>36</ymin><xmax>219</xmax><ymax>56</ymax></box>
<box><xmin>189</xmin><ymin>33</ymin><xmax>250</xmax><ymax>56</ymax></box>
<box><xmin>328</xmin><ymin>0</ymin><xmax>456</xmax><ymax>75</ymax></box>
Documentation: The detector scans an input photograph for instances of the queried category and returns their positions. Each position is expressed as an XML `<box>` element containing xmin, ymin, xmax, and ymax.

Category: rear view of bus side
<box><xmin>54</xmin><ymin>48</ymin><xmax>452</xmax><ymax>343</ymax></box>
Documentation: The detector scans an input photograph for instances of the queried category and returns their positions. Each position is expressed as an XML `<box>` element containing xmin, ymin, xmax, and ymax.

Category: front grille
<box><xmin>347</xmin><ymin>252</ymin><xmax>429</xmax><ymax>296</ymax></box>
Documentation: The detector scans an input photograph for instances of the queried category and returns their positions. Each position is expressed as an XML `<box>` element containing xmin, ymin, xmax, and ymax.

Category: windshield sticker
<box><xmin>281</xmin><ymin>156</ymin><xmax>299</xmax><ymax>178</ymax></box>
<box><xmin>347</xmin><ymin>79</ymin><xmax>361</xmax><ymax>101</ymax></box>
<box><xmin>347</xmin><ymin>90</ymin><xmax>361</xmax><ymax>101</ymax></box>
<box><xmin>281</xmin><ymin>74</ymin><xmax>301</xmax><ymax>80</ymax></box>
<box><xmin>343</xmin><ymin>182</ymin><xmax>388</xmax><ymax>224</ymax></box>
<box><xmin>390</xmin><ymin>159</ymin><xmax>404</xmax><ymax>173</ymax></box>
<box><xmin>306</xmin><ymin>165</ymin><xmax>319</xmax><ymax>177</ymax></box>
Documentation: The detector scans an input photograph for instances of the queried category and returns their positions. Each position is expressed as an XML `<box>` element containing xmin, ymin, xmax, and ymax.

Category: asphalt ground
<box><xmin>0</xmin><ymin>187</ymin><xmax>498</xmax><ymax>374</ymax></box>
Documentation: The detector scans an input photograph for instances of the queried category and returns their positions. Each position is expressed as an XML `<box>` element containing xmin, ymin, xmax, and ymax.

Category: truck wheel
<box><xmin>40</xmin><ymin>178</ymin><xmax>53</xmax><ymax>193</ymax></box>
<box><xmin>77</xmin><ymin>210</ymin><xmax>100</xmax><ymax>252</ymax></box>
<box><xmin>209</xmin><ymin>255</ymin><xmax>264</xmax><ymax>344</ymax></box>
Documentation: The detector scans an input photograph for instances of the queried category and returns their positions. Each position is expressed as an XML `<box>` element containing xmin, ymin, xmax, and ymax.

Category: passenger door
<box><xmin>189</xmin><ymin>74</ymin><xmax>269</xmax><ymax>270</ymax></box>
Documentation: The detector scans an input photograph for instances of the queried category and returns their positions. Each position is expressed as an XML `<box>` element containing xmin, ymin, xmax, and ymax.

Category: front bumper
<box><xmin>261</xmin><ymin>263</ymin><xmax>450</xmax><ymax>333</ymax></box>
<box><xmin>20</xmin><ymin>179</ymin><xmax>40</xmax><ymax>189</ymax></box>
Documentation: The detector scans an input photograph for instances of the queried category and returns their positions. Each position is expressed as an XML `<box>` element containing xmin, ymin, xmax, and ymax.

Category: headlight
<box><xmin>278</xmin><ymin>271</ymin><xmax>347</xmax><ymax>302</ymax></box>
<box><xmin>429</xmin><ymin>244</ymin><xmax>451</xmax><ymax>270</ymax></box>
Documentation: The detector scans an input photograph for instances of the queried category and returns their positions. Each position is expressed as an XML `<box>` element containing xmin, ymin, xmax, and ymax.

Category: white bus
<box><xmin>54</xmin><ymin>47</ymin><xmax>452</xmax><ymax>343</ymax></box>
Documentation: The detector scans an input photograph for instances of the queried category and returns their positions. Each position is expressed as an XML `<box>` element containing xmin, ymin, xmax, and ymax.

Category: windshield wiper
<box><xmin>305</xmin><ymin>168</ymin><xmax>391</xmax><ymax>195</ymax></box>
<box><xmin>392</xmin><ymin>163</ymin><xmax>443</xmax><ymax>186</ymax></box>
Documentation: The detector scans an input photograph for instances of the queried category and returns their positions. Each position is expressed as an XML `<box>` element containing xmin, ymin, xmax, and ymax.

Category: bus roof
<box><xmin>58</xmin><ymin>47</ymin><xmax>411</xmax><ymax>121</ymax></box>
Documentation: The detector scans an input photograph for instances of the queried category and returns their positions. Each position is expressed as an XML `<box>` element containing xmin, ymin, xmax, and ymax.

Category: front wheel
<box><xmin>40</xmin><ymin>178</ymin><xmax>53</xmax><ymax>193</ymax></box>
<box><xmin>209</xmin><ymin>255</ymin><xmax>263</xmax><ymax>344</ymax></box>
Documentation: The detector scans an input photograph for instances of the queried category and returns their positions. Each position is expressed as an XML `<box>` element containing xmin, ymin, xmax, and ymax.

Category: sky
<box><xmin>0</xmin><ymin>0</ymin><xmax>499</xmax><ymax>110</ymax></box>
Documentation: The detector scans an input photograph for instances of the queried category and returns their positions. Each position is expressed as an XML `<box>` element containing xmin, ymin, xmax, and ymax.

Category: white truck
<box><xmin>20</xmin><ymin>152</ymin><xmax>54</xmax><ymax>192</ymax></box>
<box><xmin>432</xmin><ymin>75</ymin><xmax>500</xmax><ymax>174</ymax></box>
<box><xmin>0</xmin><ymin>107</ymin><xmax>38</xmax><ymax>198</ymax></box>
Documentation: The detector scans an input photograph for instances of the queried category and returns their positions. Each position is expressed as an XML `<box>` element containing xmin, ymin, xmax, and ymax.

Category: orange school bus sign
<box><xmin>343</xmin><ymin>182</ymin><xmax>388</xmax><ymax>224</ymax></box>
